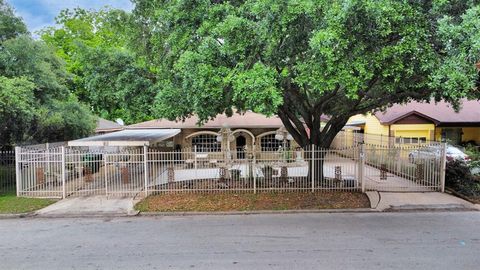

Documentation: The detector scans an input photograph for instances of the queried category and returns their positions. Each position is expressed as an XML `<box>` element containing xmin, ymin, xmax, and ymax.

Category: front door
<box><xmin>442</xmin><ymin>128</ymin><xmax>462</xmax><ymax>145</ymax></box>
<box><xmin>236</xmin><ymin>135</ymin><xmax>246</xmax><ymax>159</ymax></box>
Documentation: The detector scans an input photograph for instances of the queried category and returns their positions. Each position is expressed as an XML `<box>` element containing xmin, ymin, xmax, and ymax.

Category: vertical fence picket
<box><xmin>360</xmin><ymin>144</ymin><xmax>366</xmax><ymax>193</ymax></box>
<box><xmin>440</xmin><ymin>142</ymin><xmax>447</xmax><ymax>192</ymax></box>
<box><xmin>15</xmin><ymin>147</ymin><xmax>20</xmax><ymax>196</ymax></box>
<box><xmin>61</xmin><ymin>146</ymin><xmax>66</xmax><ymax>199</ymax></box>
<box><xmin>144</xmin><ymin>145</ymin><xmax>148</xmax><ymax>197</ymax></box>
<box><xmin>104</xmin><ymin>152</ymin><xmax>108</xmax><ymax>197</ymax></box>
<box><xmin>311</xmin><ymin>145</ymin><xmax>314</xmax><ymax>192</ymax></box>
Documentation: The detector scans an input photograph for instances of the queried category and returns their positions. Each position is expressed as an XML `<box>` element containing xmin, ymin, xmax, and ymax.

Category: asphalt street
<box><xmin>1</xmin><ymin>211</ymin><xmax>479</xmax><ymax>270</ymax></box>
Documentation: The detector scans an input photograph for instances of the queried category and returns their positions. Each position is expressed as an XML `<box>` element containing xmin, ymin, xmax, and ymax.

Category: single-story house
<box><xmin>126</xmin><ymin>111</ymin><xmax>324</xmax><ymax>158</ymax></box>
<box><xmin>346</xmin><ymin>99</ymin><xmax>480</xmax><ymax>145</ymax></box>
<box><xmin>70</xmin><ymin>112</ymin><xmax>333</xmax><ymax>160</ymax></box>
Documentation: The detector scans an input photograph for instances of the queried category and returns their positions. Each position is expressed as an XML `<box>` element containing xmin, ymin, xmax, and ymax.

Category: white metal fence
<box><xmin>363</xmin><ymin>145</ymin><xmax>445</xmax><ymax>192</ymax></box>
<box><xmin>15</xmin><ymin>143</ymin><xmax>446</xmax><ymax>198</ymax></box>
<box><xmin>331</xmin><ymin>131</ymin><xmax>441</xmax><ymax>149</ymax></box>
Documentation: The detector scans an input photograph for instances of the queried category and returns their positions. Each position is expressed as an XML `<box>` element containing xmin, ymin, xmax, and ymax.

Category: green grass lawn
<box><xmin>0</xmin><ymin>191</ymin><xmax>57</xmax><ymax>214</ymax></box>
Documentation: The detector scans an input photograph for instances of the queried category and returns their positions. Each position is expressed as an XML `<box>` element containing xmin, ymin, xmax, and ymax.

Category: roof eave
<box><xmin>381</xmin><ymin>110</ymin><xmax>440</xmax><ymax>125</ymax></box>
<box><xmin>436</xmin><ymin>122</ymin><xmax>480</xmax><ymax>127</ymax></box>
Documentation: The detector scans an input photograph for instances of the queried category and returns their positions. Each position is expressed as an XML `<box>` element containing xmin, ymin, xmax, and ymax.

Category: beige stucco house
<box><xmin>126</xmin><ymin>111</ymin><xmax>326</xmax><ymax>159</ymax></box>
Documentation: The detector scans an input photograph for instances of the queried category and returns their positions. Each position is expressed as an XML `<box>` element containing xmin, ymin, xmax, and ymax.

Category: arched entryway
<box><xmin>236</xmin><ymin>135</ymin><xmax>246</xmax><ymax>159</ymax></box>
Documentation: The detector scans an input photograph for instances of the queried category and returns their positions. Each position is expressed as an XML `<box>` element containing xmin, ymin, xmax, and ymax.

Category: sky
<box><xmin>8</xmin><ymin>0</ymin><xmax>133</xmax><ymax>35</ymax></box>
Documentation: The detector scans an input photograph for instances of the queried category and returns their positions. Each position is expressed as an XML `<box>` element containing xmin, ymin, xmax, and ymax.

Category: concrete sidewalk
<box><xmin>35</xmin><ymin>196</ymin><xmax>139</xmax><ymax>217</ymax></box>
<box><xmin>33</xmin><ymin>192</ymin><xmax>478</xmax><ymax>218</ymax></box>
<box><xmin>367</xmin><ymin>191</ymin><xmax>479</xmax><ymax>211</ymax></box>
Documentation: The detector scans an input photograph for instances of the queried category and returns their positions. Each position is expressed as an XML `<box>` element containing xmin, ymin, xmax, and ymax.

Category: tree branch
<box><xmin>277</xmin><ymin>106</ymin><xmax>309</xmax><ymax>147</ymax></box>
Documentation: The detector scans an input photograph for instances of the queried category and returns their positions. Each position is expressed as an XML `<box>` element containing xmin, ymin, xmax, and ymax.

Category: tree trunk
<box><xmin>301</xmin><ymin>123</ymin><xmax>346</xmax><ymax>189</ymax></box>
<box><xmin>304</xmin><ymin>146</ymin><xmax>325</xmax><ymax>189</ymax></box>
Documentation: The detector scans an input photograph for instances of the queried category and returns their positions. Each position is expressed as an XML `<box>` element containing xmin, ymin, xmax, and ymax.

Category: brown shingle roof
<box><xmin>95</xmin><ymin>118</ymin><xmax>124</xmax><ymax>133</ymax></box>
<box><xmin>127</xmin><ymin>111</ymin><xmax>285</xmax><ymax>129</ymax></box>
<box><xmin>375</xmin><ymin>99</ymin><xmax>480</xmax><ymax>125</ymax></box>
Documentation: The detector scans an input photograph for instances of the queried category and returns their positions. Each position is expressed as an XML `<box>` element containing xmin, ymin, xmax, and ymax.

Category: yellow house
<box><xmin>346</xmin><ymin>99</ymin><xmax>480</xmax><ymax>145</ymax></box>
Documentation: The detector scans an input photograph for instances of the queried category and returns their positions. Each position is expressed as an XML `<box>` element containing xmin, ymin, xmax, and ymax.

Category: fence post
<box><xmin>194</xmin><ymin>145</ymin><xmax>198</xmax><ymax>180</ymax></box>
<box><xmin>15</xmin><ymin>146</ymin><xmax>21</xmax><ymax>197</ymax></box>
<box><xmin>104</xmin><ymin>152</ymin><xmax>108</xmax><ymax>196</ymax></box>
<box><xmin>440</xmin><ymin>142</ymin><xmax>447</xmax><ymax>192</ymax></box>
<box><xmin>311</xmin><ymin>145</ymin><xmax>315</xmax><ymax>192</ymax></box>
<box><xmin>253</xmin><ymin>154</ymin><xmax>257</xmax><ymax>194</ymax></box>
<box><xmin>360</xmin><ymin>144</ymin><xmax>366</xmax><ymax>193</ymax></box>
<box><xmin>46</xmin><ymin>143</ymin><xmax>50</xmax><ymax>179</ymax></box>
<box><xmin>61</xmin><ymin>146</ymin><xmax>66</xmax><ymax>199</ymax></box>
<box><xmin>143</xmin><ymin>145</ymin><xmax>148</xmax><ymax>197</ymax></box>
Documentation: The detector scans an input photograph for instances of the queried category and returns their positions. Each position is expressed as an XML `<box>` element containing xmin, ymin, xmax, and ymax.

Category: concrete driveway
<box><xmin>35</xmin><ymin>196</ymin><xmax>139</xmax><ymax>217</ymax></box>
<box><xmin>367</xmin><ymin>191</ymin><xmax>479</xmax><ymax>211</ymax></box>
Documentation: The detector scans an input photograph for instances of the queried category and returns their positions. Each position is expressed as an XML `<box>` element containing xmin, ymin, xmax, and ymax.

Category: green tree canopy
<box><xmin>34</xmin><ymin>96</ymin><xmax>96</xmax><ymax>143</ymax></box>
<box><xmin>0</xmin><ymin>76</ymin><xmax>35</xmax><ymax>146</ymax></box>
<box><xmin>0</xmin><ymin>1</ymin><xmax>96</xmax><ymax>147</ymax></box>
<box><xmin>40</xmin><ymin>7</ymin><xmax>155</xmax><ymax>123</ymax></box>
<box><xmin>0</xmin><ymin>36</ymin><xmax>69</xmax><ymax>102</ymax></box>
<box><xmin>78</xmin><ymin>46</ymin><xmax>157</xmax><ymax>123</ymax></box>
<box><xmin>131</xmin><ymin>0</ymin><xmax>480</xmax><ymax>148</ymax></box>
<box><xmin>0</xmin><ymin>0</ymin><xmax>27</xmax><ymax>42</ymax></box>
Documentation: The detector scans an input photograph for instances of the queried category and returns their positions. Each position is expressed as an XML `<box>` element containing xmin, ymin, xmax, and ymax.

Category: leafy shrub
<box><xmin>445</xmin><ymin>160</ymin><xmax>480</xmax><ymax>197</ymax></box>
<box><xmin>464</xmin><ymin>145</ymin><xmax>480</xmax><ymax>175</ymax></box>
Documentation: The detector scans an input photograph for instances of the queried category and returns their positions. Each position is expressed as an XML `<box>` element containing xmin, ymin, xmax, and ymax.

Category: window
<box><xmin>191</xmin><ymin>134</ymin><xmax>221</xmax><ymax>152</ymax></box>
<box><xmin>395</xmin><ymin>137</ymin><xmax>428</xmax><ymax>144</ymax></box>
<box><xmin>260</xmin><ymin>134</ymin><xmax>290</xmax><ymax>151</ymax></box>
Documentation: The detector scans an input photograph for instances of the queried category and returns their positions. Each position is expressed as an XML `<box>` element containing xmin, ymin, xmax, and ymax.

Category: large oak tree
<box><xmin>131</xmin><ymin>0</ymin><xmax>480</xmax><ymax>148</ymax></box>
<box><xmin>41</xmin><ymin>8</ymin><xmax>157</xmax><ymax>124</ymax></box>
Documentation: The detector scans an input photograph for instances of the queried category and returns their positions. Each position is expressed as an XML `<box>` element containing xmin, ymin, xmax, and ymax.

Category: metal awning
<box><xmin>345</xmin><ymin>120</ymin><xmax>366</xmax><ymax>126</ymax></box>
<box><xmin>343</xmin><ymin>120</ymin><xmax>366</xmax><ymax>130</ymax></box>
<box><xmin>68</xmin><ymin>129</ymin><xmax>181</xmax><ymax>147</ymax></box>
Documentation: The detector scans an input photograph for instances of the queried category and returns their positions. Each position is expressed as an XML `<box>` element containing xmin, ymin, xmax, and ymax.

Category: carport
<box><xmin>15</xmin><ymin>129</ymin><xmax>182</xmax><ymax>198</ymax></box>
<box><xmin>68</xmin><ymin>129</ymin><xmax>181</xmax><ymax>147</ymax></box>
<box><xmin>59</xmin><ymin>129</ymin><xmax>182</xmax><ymax>197</ymax></box>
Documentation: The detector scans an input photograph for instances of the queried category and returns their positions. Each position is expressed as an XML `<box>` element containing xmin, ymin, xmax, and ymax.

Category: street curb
<box><xmin>0</xmin><ymin>212</ymin><xmax>36</xmax><ymax>219</ymax></box>
<box><xmin>383</xmin><ymin>207</ymin><xmax>478</xmax><ymax>212</ymax></box>
<box><xmin>30</xmin><ymin>210</ymin><xmax>141</xmax><ymax>219</ymax></box>
<box><xmin>0</xmin><ymin>210</ymin><xmax>140</xmax><ymax>219</ymax></box>
<box><xmin>138</xmin><ymin>208</ymin><xmax>380</xmax><ymax>216</ymax></box>
<box><xmin>383</xmin><ymin>203</ymin><xmax>479</xmax><ymax>212</ymax></box>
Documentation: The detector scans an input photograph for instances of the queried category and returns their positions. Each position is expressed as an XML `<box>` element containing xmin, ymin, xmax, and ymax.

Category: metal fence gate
<box><xmin>362</xmin><ymin>145</ymin><xmax>446</xmax><ymax>192</ymax></box>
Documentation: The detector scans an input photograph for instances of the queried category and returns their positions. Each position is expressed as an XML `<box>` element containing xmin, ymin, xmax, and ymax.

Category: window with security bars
<box><xmin>260</xmin><ymin>134</ymin><xmax>290</xmax><ymax>151</ymax></box>
<box><xmin>191</xmin><ymin>134</ymin><xmax>221</xmax><ymax>152</ymax></box>
<box><xmin>395</xmin><ymin>137</ymin><xmax>427</xmax><ymax>144</ymax></box>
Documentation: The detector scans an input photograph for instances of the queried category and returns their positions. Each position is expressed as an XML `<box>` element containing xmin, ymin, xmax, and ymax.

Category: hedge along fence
<box><xmin>0</xmin><ymin>151</ymin><xmax>15</xmax><ymax>194</ymax></box>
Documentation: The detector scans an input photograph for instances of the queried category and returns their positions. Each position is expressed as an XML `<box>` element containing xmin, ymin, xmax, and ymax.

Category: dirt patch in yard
<box><xmin>135</xmin><ymin>192</ymin><xmax>370</xmax><ymax>212</ymax></box>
